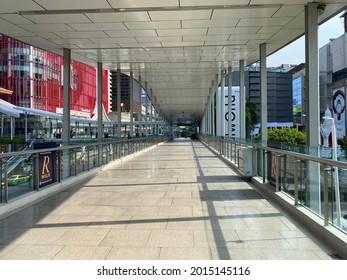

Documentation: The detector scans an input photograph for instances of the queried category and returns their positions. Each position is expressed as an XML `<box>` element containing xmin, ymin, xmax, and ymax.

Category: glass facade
<box><xmin>0</xmin><ymin>35</ymin><xmax>109</xmax><ymax>118</ymax></box>
<box><xmin>292</xmin><ymin>76</ymin><xmax>302</xmax><ymax>125</ymax></box>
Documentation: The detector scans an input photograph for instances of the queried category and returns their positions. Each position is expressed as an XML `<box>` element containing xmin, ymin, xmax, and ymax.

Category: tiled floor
<box><xmin>0</xmin><ymin>139</ymin><xmax>335</xmax><ymax>259</ymax></box>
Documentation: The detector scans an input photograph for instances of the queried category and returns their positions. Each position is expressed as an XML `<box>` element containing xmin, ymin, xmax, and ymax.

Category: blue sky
<box><xmin>267</xmin><ymin>12</ymin><xmax>345</xmax><ymax>67</ymax></box>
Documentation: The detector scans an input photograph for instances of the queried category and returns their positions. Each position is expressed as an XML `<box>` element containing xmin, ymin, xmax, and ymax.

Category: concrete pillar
<box><xmin>97</xmin><ymin>62</ymin><xmax>103</xmax><ymax>164</ymax></box>
<box><xmin>62</xmin><ymin>48</ymin><xmax>71</xmax><ymax>146</ymax></box>
<box><xmin>150</xmin><ymin>89</ymin><xmax>153</xmax><ymax>135</ymax></box>
<box><xmin>97</xmin><ymin>62</ymin><xmax>103</xmax><ymax>140</ymax></box>
<box><xmin>117</xmin><ymin>66</ymin><xmax>121</xmax><ymax>138</ymax></box>
<box><xmin>219</xmin><ymin>70</ymin><xmax>225</xmax><ymax>137</ymax></box>
<box><xmin>260</xmin><ymin>43</ymin><xmax>268</xmax><ymax>142</ymax></box>
<box><xmin>145</xmin><ymin>82</ymin><xmax>149</xmax><ymax>136</ymax></box>
<box><xmin>239</xmin><ymin>60</ymin><xmax>246</xmax><ymax>139</ymax></box>
<box><xmin>305</xmin><ymin>3</ymin><xmax>320</xmax><ymax>148</ymax></box>
<box><xmin>130</xmin><ymin>71</ymin><xmax>134</xmax><ymax>137</ymax></box>
<box><xmin>138</xmin><ymin>75</ymin><xmax>142</xmax><ymax>137</ymax></box>
<box><xmin>207</xmin><ymin>94</ymin><xmax>211</xmax><ymax>135</ymax></box>
<box><xmin>211</xmin><ymin>81</ymin><xmax>216</xmax><ymax>136</ymax></box>
<box><xmin>305</xmin><ymin>3</ymin><xmax>321</xmax><ymax>213</ymax></box>
<box><xmin>154</xmin><ymin>96</ymin><xmax>158</xmax><ymax>135</ymax></box>
<box><xmin>260</xmin><ymin>43</ymin><xmax>268</xmax><ymax>182</ymax></box>
<box><xmin>62</xmin><ymin>48</ymin><xmax>71</xmax><ymax>178</ymax></box>
<box><xmin>228</xmin><ymin>66</ymin><xmax>232</xmax><ymax>138</ymax></box>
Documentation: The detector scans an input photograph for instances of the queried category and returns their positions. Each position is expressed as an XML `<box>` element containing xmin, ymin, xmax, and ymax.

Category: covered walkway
<box><xmin>0</xmin><ymin>139</ymin><xmax>335</xmax><ymax>260</ymax></box>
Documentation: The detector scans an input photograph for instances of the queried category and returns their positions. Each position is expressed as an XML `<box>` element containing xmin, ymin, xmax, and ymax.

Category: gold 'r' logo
<box><xmin>42</xmin><ymin>155</ymin><xmax>50</xmax><ymax>175</ymax></box>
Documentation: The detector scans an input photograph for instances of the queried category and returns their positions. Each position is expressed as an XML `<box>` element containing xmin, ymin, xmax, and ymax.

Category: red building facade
<box><xmin>0</xmin><ymin>35</ymin><xmax>109</xmax><ymax>118</ymax></box>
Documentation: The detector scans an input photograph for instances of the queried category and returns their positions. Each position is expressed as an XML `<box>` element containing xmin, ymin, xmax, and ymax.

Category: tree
<box><xmin>246</xmin><ymin>100</ymin><xmax>258</xmax><ymax>138</ymax></box>
<box><xmin>267</xmin><ymin>127</ymin><xmax>306</xmax><ymax>145</ymax></box>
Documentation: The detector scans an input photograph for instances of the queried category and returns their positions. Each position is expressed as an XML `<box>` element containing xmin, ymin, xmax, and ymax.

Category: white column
<box><xmin>305</xmin><ymin>3</ymin><xmax>320</xmax><ymax>148</ymax></box>
<box><xmin>228</xmin><ymin>66</ymin><xmax>232</xmax><ymax>138</ymax></box>
<box><xmin>97</xmin><ymin>62</ymin><xmax>103</xmax><ymax>140</ymax></box>
<box><xmin>154</xmin><ymin>96</ymin><xmax>158</xmax><ymax>135</ymax></box>
<box><xmin>130</xmin><ymin>71</ymin><xmax>134</xmax><ymax>137</ymax></box>
<box><xmin>239</xmin><ymin>60</ymin><xmax>246</xmax><ymax>139</ymax></box>
<box><xmin>305</xmin><ymin>3</ymin><xmax>321</xmax><ymax>213</ymax></box>
<box><xmin>145</xmin><ymin>82</ymin><xmax>149</xmax><ymax>136</ymax></box>
<box><xmin>117</xmin><ymin>67</ymin><xmax>121</xmax><ymax>138</ymax></box>
<box><xmin>138</xmin><ymin>75</ymin><xmax>142</xmax><ymax>137</ymax></box>
<box><xmin>260</xmin><ymin>43</ymin><xmax>268</xmax><ymax>142</ymax></box>
<box><xmin>207</xmin><ymin>94</ymin><xmax>210</xmax><ymax>135</ymax></box>
<box><xmin>210</xmin><ymin>85</ymin><xmax>215</xmax><ymax>136</ymax></box>
<box><xmin>97</xmin><ymin>62</ymin><xmax>103</xmax><ymax>165</ymax></box>
<box><xmin>150</xmin><ymin>89</ymin><xmax>153</xmax><ymax>135</ymax></box>
<box><xmin>220</xmin><ymin>70</ymin><xmax>225</xmax><ymax>137</ymax></box>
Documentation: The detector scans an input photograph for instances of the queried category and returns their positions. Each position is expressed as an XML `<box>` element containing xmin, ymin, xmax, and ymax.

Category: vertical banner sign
<box><xmin>332</xmin><ymin>88</ymin><xmax>346</xmax><ymax>139</ymax></box>
<box><xmin>39</xmin><ymin>151</ymin><xmax>56</xmax><ymax>188</ymax></box>
<box><xmin>224</xmin><ymin>87</ymin><xmax>240</xmax><ymax>138</ymax></box>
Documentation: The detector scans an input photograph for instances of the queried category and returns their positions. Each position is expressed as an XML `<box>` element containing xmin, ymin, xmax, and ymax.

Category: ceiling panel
<box><xmin>105</xmin><ymin>30</ymin><xmax>157</xmax><ymax>37</ymax></box>
<box><xmin>157</xmin><ymin>29</ymin><xmax>207</xmax><ymax>36</ymax></box>
<box><xmin>149</xmin><ymin>10</ymin><xmax>212</xmax><ymax>21</ymax></box>
<box><xmin>22</xmin><ymin>14</ymin><xmax>91</xmax><ymax>24</ymax></box>
<box><xmin>183</xmin><ymin>35</ymin><xmax>230</xmax><ymax>42</ymax></box>
<box><xmin>19</xmin><ymin>24</ymin><xmax>75</xmax><ymax>32</ymax></box>
<box><xmin>182</xmin><ymin>19</ymin><xmax>239</xmax><ymax>28</ymax></box>
<box><xmin>238</xmin><ymin>17</ymin><xmax>293</xmax><ymax>27</ymax></box>
<box><xmin>208</xmin><ymin>27</ymin><xmax>260</xmax><ymax>35</ymax></box>
<box><xmin>136</xmin><ymin>36</ymin><xmax>182</xmax><ymax>43</ymax></box>
<box><xmin>0</xmin><ymin>14</ymin><xmax>33</xmax><ymax>25</ymax></box>
<box><xmin>272</xmin><ymin>5</ymin><xmax>305</xmax><ymax>18</ymax></box>
<box><xmin>55</xmin><ymin>31</ymin><xmax>110</xmax><ymax>39</ymax></box>
<box><xmin>69</xmin><ymin>23</ymin><xmax>127</xmax><ymax>31</ymax></box>
<box><xmin>85</xmin><ymin>12</ymin><xmax>151</xmax><ymax>23</ymax></box>
<box><xmin>125</xmin><ymin>21</ymin><xmax>181</xmax><ymax>30</ymax></box>
<box><xmin>0</xmin><ymin>0</ymin><xmax>44</xmax><ymax>13</ymax></box>
<box><xmin>34</xmin><ymin>0</ymin><xmax>112</xmax><ymax>10</ymax></box>
<box><xmin>249</xmin><ymin>0</ymin><xmax>307</xmax><ymax>4</ymax></box>
<box><xmin>0</xmin><ymin>19</ymin><xmax>34</xmax><ymax>37</ymax></box>
<box><xmin>108</xmin><ymin>0</ymin><xmax>179</xmax><ymax>8</ymax></box>
<box><xmin>181</xmin><ymin>0</ymin><xmax>250</xmax><ymax>5</ymax></box>
<box><xmin>162</xmin><ymin>42</ymin><xmax>204</xmax><ymax>47</ymax></box>
<box><xmin>212</xmin><ymin>7</ymin><xmax>280</xmax><ymax>19</ymax></box>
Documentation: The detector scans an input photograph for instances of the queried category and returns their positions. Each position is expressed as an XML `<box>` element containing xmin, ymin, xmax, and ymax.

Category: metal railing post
<box><xmin>58</xmin><ymin>150</ymin><xmax>61</xmax><ymax>182</ymax></box>
<box><xmin>3</xmin><ymin>158</ymin><xmax>8</xmax><ymax>203</ymax></box>
<box><xmin>74</xmin><ymin>149</ymin><xmax>77</xmax><ymax>175</ymax></box>
<box><xmin>275</xmin><ymin>154</ymin><xmax>281</xmax><ymax>192</ymax></box>
<box><xmin>35</xmin><ymin>153</ymin><xmax>40</xmax><ymax>190</ymax></box>
<box><xmin>294</xmin><ymin>159</ymin><xmax>300</xmax><ymax>205</ymax></box>
<box><xmin>323</xmin><ymin>165</ymin><xmax>329</xmax><ymax>226</ymax></box>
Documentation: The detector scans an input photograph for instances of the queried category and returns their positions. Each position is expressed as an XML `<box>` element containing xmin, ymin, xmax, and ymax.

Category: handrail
<box><xmin>200</xmin><ymin>134</ymin><xmax>347</xmax><ymax>235</ymax></box>
<box><xmin>0</xmin><ymin>135</ymin><xmax>169</xmax><ymax>159</ymax></box>
<box><xmin>0</xmin><ymin>134</ymin><xmax>171</xmax><ymax>204</ymax></box>
<box><xmin>203</xmin><ymin>135</ymin><xmax>347</xmax><ymax>169</ymax></box>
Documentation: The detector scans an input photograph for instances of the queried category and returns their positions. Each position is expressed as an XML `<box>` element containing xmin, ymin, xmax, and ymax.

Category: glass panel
<box><xmin>4</xmin><ymin>155</ymin><xmax>33</xmax><ymax>200</ymax></box>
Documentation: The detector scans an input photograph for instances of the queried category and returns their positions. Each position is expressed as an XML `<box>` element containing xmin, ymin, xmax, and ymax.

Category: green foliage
<box><xmin>343</xmin><ymin>137</ymin><xmax>347</xmax><ymax>152</ymax></box>
<box><xmin>246</xmin><ymin>100</ymin><xmax>258</xmax><ymax>138</ymax></box>
<box><xmin>267</xmin><ymin>127</ymin><xmax>306</xmax><ymax>145</ymax></box>
<box><xmin>0</xmin><ymin>137</ymin><xmax>25</xmax><ymax>145</ymax></box>
<box><xmin>180</xmin><ymin>126</ymin><xmax>197</xmax><ymax>139</ymax></box>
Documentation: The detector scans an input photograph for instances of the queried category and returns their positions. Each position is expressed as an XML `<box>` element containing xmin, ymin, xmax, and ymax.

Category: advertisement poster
<box><xmin>33</xmin><ymin>142</ymin><xmax>57</xmax><ymax>189</ymax></box>
<box><xmin>332</xmin><ymin>88</ymin><xmax>346</xmax><ymax>139</ymax></box>
<box><xmin>39</xmin><ymin>151</ymin><xmax>55</xmax><ymax>188</ymax></box>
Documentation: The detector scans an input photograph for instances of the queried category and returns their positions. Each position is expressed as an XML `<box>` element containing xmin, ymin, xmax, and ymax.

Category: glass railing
<box><xmin>199</xmin><ymin>135</ymin><xmax>347</xmax><ymax>234</ymax></box>
<box><xmin>0</xmin><ymin>135</ymin><xmax>170</xmax><ymax>203</ymax></box>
